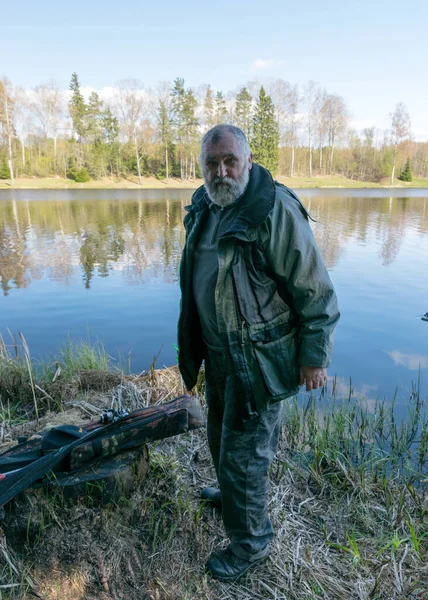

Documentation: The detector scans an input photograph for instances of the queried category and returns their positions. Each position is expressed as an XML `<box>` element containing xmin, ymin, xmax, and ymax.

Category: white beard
<box><xmin>205</xmin><ymin>168</ymin><xmax>250</xmax><ymax>207</ymax></box>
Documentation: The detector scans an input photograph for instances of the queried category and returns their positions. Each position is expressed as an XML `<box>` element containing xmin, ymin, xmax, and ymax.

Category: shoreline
<box><xmin>1</xmin><ymin>175</ymin><xmax>428</xmax><ymax>190</ymax></box>
<box><xmin>1</xmin><ymin>337</ymin><xmax>426</xmax><ymax>599</ymax></box>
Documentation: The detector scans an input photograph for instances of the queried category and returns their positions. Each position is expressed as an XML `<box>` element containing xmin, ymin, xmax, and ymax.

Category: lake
<box><xmin>1</xmin><ymin>188</ymin><xmax>427</xmax><ymax>411</ymax></box>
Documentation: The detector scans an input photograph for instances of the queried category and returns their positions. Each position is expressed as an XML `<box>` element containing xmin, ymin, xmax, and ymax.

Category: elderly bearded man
<box><xmin>178</xmin><ymin>124</ymin><xmax>339</xmax><ymax>581</ymax></box>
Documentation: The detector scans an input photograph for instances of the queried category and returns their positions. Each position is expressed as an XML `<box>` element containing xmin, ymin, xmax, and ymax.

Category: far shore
<box><xmin>1</xmin><ymin>174</ymin><xmax>428</xmax><ymax>190</ymax></box>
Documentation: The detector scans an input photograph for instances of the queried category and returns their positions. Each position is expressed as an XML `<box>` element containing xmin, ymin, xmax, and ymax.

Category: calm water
<box><xmin>1</xmin><ymin>188</ymin><xmax>427</xmax><ymax>410</ymax></box>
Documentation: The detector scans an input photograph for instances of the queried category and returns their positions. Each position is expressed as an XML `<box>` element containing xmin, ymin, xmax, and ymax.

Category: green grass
<box><xmin>0</xmin><ymin>340</ymin><xmax>427</xmax><ymax>599</ymax></box>
<box><xmin>1</xmin><ymin>174</ymin><xmax>428</xmax><ymax>190</ymax></box>
<box><xmin>0</xmin><ymin>332</ymin><xmax>113</xmax><ymax>418</ymax></box>
<box><xmin>281</xmin><ymin>378</ymin><xmax>428</xmax><ymax>492</ymax></box>
<box><xmin>277</xmin><ymin>174</ymin><xmax>428</xmax><ymax>188</ymax></box>
<box><xmin>0</xmin><ymin>175</ymin><xmax>202</xmax><ymax>190</ymax></box>
<box><xmin>58</xmin><ymin>337</ymin><xmax>111</xmax><ymax>378</ymax></box>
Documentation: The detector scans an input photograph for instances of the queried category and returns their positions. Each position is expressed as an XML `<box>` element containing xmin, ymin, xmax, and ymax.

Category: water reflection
<box><xmin>387</xmin><ymin>351</ymin><xmax>428</xmax><ymax>370</ymax></box>
<box><xmin>307</xmin><ymin>195</ymin><xmax>428</xmax><ymax>268</ymax></box>
<box><xmin>0</xmin><ymin>197</ymin><xmax>187</xmax><ymax>294</ymax></box>
<box><xmin>1</xmin><ymin>190</ymin><xmax>428</xmax><ymax>403</ymax></box>
<box><xmin>1</xmin><ymin>194</ymin><xmax>427</xmax><ymax>294</ymax></box>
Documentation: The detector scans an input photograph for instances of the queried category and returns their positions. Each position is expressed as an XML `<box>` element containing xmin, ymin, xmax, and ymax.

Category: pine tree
<box><xmin>171</xmin><ymin>78</ymin><xmax>186</xmax><ymax>180</ymax></box>
<box><xmin>235</xmin><ymin>87</ymin><xmax>253</xmax><ymax>137</ymax></box>
<box><xmin>102</xmin><ymin>107</ymin><xmax>119</xmax><ymax>144</ymax></box>
<box><xmin>0</xmin><ymin>158</ymin><xmax>11</xmax><ymax>179</ymax></box>
<box><xmin>69</xmin><ymin>72</ymin><xmax>87</xmax><ymax>141</ymax></box>
<box><xmin>251</xmin><ymin>87</ymin><xmax>279</xmax><ymax>175</ymax></box>
<box><xmin>183</xmin><ymin>89</ymin><xmax>199</xmax><ymax>180</ymax></box>
<box><xmin>398</xmin><ymin>157</ymin><xmax>413</xmax><ymax>182</ymax></box>
<box><xmin>171</xmin><ymin>79</ymin><xmax>199</xmax><ymax>180</ymax></box>
<box><xmin>214</xmin><ymin>91</ymin><xmax>227</xmax><ymax>125</ymax></box>
<box><xmin>86</xmin><ymin>91</ymin><xmax>104</xmax><ymax>143</ymax></box>
<box><xmin>157</xmin><ymin>99</ymin><xmax>172</xmax><ymax>180</ymax></box>
<box><xmin>204</xmin><ymin>86</ymin><xmax>215</xmax><ymax>129</ymax></box>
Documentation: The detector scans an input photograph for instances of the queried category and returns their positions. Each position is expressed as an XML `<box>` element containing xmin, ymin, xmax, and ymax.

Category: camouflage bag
<box><xmin>0</xmin><ymin>395</ymin><xmax>204</xmax><ymax>506</ymax></box>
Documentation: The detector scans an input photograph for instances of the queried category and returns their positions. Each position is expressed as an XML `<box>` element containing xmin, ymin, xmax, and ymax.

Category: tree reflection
<box><xmin>0</xmin><ymin>193</ymin><xmax>427</xmax><ymax>294</ymax></box>
<box><xmin>79</xmin><ymin>226</ymin><xmax>125</xmax><ymax>289</ymax></box>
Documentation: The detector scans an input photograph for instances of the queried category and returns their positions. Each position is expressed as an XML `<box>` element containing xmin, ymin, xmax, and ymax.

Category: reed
<box><xmin>0</xmin><ymin>338</ymin><xmax>426</xmax><ymax>599</ymax></box>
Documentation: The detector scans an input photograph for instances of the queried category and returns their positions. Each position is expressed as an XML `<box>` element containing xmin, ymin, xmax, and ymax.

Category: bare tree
<box><xmin>0</xmin><ymin>77</ymin><xmax>15</xmax><ymax>185</ymax></box>
<box><xmin>304</xmin><ymin>81</ymin><xmax>320</xmax><ymax>178</ymax></box>
<box><xmin>285</xmin><ymin>85</ymin><xmax>300</xmax><ymax>177</ymax></box>
<box><xmin>390</xmin><ymin>102</ymin><xmax>411</xmax><ymax>184</ymax></box>
<box><xmin>267</xmin><ymin>79</ymin><xmax>302</xmax><ymax>177</ymax></box>
<box><xmin>155</xmin><ymin>81</ymin><xmax>173</xmax><ymax>182</ymax></box>
<box><xmin>115</xmin><ymin>79</ymin><xmax>146</xmax><ymax>185</ymax></box>
<box><xmin>10</xmin><ymin>87</ymin><xmax>31</xmax><ymax>170</ymax></box>
<box><xmin>317</xmin><ymin>89</ymin><xmax>328</xmax><ymax>171</ymax></box>
<box><xmin>267</xmin><ymin>78</ymin><xmax>290</xmax><ymax>142</ymax></box>
<box><xmin>32</xmin><ymin>80</ymin><xmax>64</xmax><ymax>171</ymax></box>
<box><xmin>323</xmin><ymin>94</ymin><xmax>348</xmax><ymax>174</ymax></box>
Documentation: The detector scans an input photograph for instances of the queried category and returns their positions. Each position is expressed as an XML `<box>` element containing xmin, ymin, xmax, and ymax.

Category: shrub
<box><xmin>398</xmin><ymin>158</ymin><xmax>413</xmax><ymax>182</ymax></box>
<box><xmin>67</xmin><ymin>167</ymin><xmax>91</xmax><ymax>182</ymax></box>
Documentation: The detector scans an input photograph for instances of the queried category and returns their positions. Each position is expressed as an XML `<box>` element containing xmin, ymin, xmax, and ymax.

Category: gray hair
<box><xmin>199</xmin><ymin>124</ymin><xmax>251</xmax><ymax>163</ymax></box>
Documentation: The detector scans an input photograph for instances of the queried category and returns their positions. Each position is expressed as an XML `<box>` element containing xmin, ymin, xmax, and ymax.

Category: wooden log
<box><xmin>0</xmin><ymin>395</ymin><xmax>204</xmax><ymax>507</ymax></box>
<box><xmin>49</xmin><ymin>446</ymin><xmax>149</xmax><ymax>504</ymax></box>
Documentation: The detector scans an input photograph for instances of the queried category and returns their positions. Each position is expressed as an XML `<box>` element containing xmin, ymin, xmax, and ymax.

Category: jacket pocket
<box><xmin>248</xmin><ymin>319</ymin><xmax>299</xmax><ymax>398</ymax></box>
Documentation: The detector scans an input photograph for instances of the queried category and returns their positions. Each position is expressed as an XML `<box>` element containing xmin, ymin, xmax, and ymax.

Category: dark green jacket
<box><xmin>178</xmin><ymin>164</ymin><xmax>339</xmax><ymax>410</ymax></box>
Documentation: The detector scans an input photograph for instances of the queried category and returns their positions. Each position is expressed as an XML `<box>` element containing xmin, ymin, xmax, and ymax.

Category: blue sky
<box><xmin>2</xmin><ymin>0</ymin><xmax>427</xmax><ymax>139</ymax></box>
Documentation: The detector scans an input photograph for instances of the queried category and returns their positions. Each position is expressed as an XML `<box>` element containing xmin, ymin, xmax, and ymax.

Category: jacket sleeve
<box><xmin>263</xmin><ymin>190</ymin><xmax>340</xmax><ymax>368</ymax></box>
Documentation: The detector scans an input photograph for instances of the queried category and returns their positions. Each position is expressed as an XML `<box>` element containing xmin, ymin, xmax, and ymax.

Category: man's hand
<box><xmin>299</xmin><ymin>366</ymin><xmax>327</xmax><ymax>391</ymax></box>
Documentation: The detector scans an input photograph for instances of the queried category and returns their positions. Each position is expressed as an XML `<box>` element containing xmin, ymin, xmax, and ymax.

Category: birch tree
<box><xmin>390</xmin><ymin>102</ymin><xmax>411</xmax><ymax>184</ymax></box>
<box><xmin>0</xmin><ymin>77</ymin><xmax>15</xmax><ymax>185</ymax></box>
<box><xmin>268</xmin><ymin>79</ymin><xmax>301</xmax><ymax>177</ymax></box>
<box><xmin>183</xmin><ymin>88</ymin><xmax>199</xmax><ymax>180</ymax></box>
<box><xmin>323</xmin><ymin>93</ymin><xmax>348</xmax><ymax>174</ymax></box>
<box><xmin>116</xmin><ymin>79</ymin><xmax>146</xmax><ymax>185</ymax></box>
<box><xmin>157</xmin><ymin>99</ymin><xmax>172</xmax><ymax>181</ymax></box>
<box><xmin>317</xmin><ymin>89</ymin><xmax>328</xmax><ymax>171</ymax></box>
<box><xmin>32</xmin><ymin>80</ymin><xmax>64</xmax><ymax>170</ymax></box>
<box><xmin>284</xmin><ymin>84</ymin><xmax>300</xmax><ymax>177</ymax></box>
<box><xmin>12</xmin><ymin>87</ymin><xmax>30</xmax><ymax>171</ymax></box>
<box><xmin>303</xmin><ymin>81</ymin><xmax>320</xmax><ymax>178</ymax></box>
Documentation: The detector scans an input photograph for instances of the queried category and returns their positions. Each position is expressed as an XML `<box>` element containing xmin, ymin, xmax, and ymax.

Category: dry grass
<box><xmin>1</xmin><ymin>175</ymin><xmax>428</xmax><ymax>191</ymax></box>
<box><xmin>0</xmin><ymin>353</ymin><xmax>427</xmax><ymax>599</ymax></box>
<box><xmin>0</xmin><ymin>176</ymin><xmax>203</xmax><ymax>190</ymax></box>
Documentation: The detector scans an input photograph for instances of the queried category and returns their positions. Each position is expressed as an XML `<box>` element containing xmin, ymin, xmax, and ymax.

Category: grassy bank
<box><xmin>0</xmin><ymin>337</ymin><xmax>427</xmax><ymax>599</ymax></box>
<box><xmin>1</xmin><ymin>175</ymin><xmax>428</xmax><ymax>190</ymax></box>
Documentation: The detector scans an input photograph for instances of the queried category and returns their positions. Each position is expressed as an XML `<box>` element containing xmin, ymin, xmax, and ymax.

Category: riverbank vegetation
<box><xmin>0</xmin><ymin>336</ymin><xmax>427</xmax><ymax>598</ymax></box>
<box><xmin>2</xmin><ymin>174</ymin><xmax>428</xmax><ymax>190</ymax></box>
<box><xmin>1</xmin><ymin>74</ymin><xmax>427</xmax><ymax>190</ymax></box>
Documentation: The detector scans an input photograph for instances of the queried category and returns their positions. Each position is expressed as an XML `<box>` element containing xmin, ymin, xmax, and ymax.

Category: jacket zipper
<box><xmin>241</xmin><ymin>320</ymin><xmax>246</xmax><ymax>347</ymax></box>
<box><xmin>231</xmin><ymin>266</ymin><xmax>247</xmax><ymax>348</ymax></box>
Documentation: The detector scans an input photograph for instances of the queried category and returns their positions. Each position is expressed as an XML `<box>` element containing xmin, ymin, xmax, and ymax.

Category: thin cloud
<box><xmin>249</xmin><ymin>58</ymin><xmax>284</xmax><ymax>72</ymax></box>
<box><xmin>387</xmin><ymin>350</ymin><xmax>428</xmax><ymax>370</ymax></box>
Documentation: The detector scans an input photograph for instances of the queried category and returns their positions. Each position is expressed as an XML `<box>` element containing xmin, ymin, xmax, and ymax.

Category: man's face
<box><xmin>201</xmin><ymin>132</ymin><xmax>253</xmax><ymax>207</ymax></box>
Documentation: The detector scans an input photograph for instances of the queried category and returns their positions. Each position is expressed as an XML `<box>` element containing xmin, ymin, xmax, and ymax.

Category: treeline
<box><xmin>0</xmin><ymin>74</ymin><xmax>427</xmax><ymax>184</ymax></box>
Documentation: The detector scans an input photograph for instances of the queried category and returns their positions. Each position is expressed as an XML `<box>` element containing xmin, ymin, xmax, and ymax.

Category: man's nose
<box><xmin>217</xmin><ymin>162</ymin><xmax>227</xmax><ymax>178</ymax></box>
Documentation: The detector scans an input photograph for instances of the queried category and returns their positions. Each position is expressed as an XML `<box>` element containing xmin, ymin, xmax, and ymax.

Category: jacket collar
<box><xmin>186</xmin><ymin>163</ymin><xmax>276</xmax><ymax>237</ymax></box>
